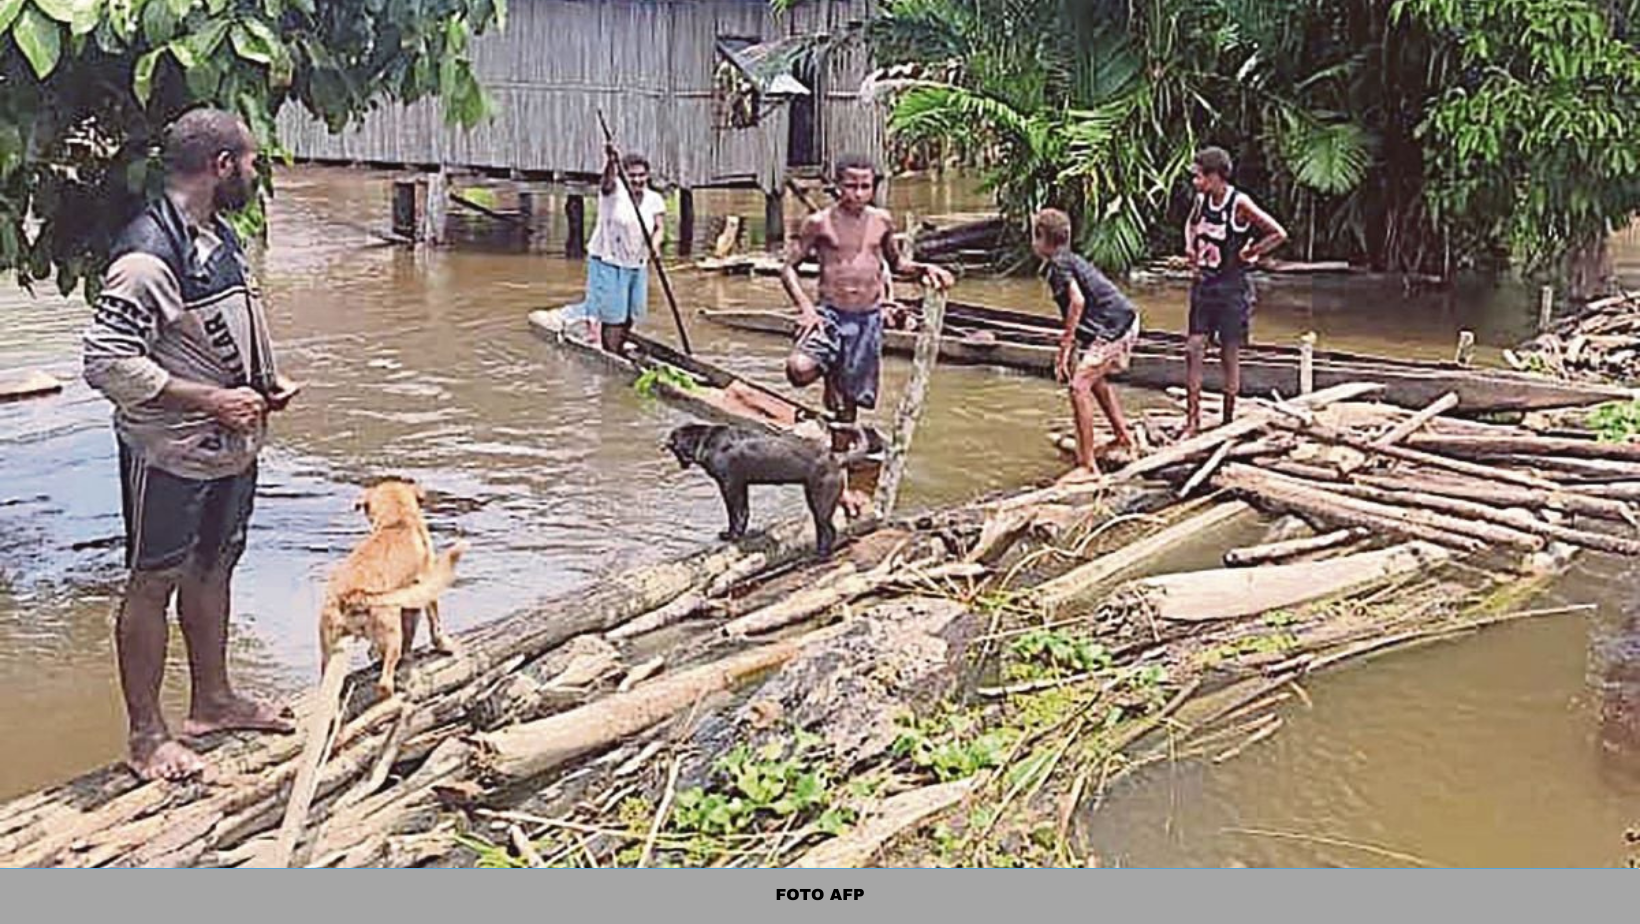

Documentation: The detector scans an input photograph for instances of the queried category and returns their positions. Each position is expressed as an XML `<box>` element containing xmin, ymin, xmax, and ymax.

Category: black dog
<box><xmin>667</xmin><ymin>424</ymin><xmax>877</xmax><ymax>557</ymax></box>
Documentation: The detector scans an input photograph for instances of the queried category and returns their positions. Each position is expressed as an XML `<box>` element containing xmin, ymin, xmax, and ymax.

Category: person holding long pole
<box><xmin>576</xmin><ymin>142</ymin><xmax>667</xmax><ymax>355</ymax></box>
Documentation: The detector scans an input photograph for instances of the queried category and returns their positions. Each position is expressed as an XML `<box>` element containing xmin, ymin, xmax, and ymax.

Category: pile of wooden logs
<box><xmin>4</xmin><ymin>382</ymin><xmax>1633</xmax><ymax>869</ymax></box>
<box><xmin>1126</xmin><ymin>387</ymin><xmax>1640</xmax><ymax>566</ymax></box>
<box><xmin>1511</xmin><ymin>291</ymin><xmax>1640</xmax><ymax>383</ymax></box>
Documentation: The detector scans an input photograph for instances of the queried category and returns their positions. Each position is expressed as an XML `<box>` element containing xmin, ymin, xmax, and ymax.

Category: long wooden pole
<box><xmin>875</xmin><ymin>288</ymin><xmax>948</xmax><ymax>515</ymax></box>
<box><xmin>596</xmin><ymin>110</ymin><xmax>693</xmax><ymax>355</ymax></box>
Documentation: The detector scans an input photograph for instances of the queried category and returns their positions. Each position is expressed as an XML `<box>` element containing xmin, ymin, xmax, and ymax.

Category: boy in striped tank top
<box><xmin>1183</xmin><ymin>146</ymin><xmax>1288</xmax><ymax>436</ymax></box>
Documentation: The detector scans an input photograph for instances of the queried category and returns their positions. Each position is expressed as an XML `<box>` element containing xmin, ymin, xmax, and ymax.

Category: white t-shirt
<box><xmin>589</xmin><ymin>186</ymin><xmax>666</xmax><ymax>268</ymax></box>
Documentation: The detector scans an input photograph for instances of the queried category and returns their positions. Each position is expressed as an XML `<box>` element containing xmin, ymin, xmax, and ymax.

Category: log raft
<box><xmin>2</xmin><ymin>378</ymin><xmax>1633</xmax><ymax>868</ymax></box>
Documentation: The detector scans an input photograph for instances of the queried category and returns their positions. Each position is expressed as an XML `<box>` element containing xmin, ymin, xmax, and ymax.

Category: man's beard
<box><xmin>214</xmin><ymin>162</ymin><xmax>254</xmax><ymax>212</ymax></box>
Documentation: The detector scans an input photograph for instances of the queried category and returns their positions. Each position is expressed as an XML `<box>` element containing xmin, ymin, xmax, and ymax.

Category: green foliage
<box><xmin>1590</xmin><ymin>399</ymin><xmax>1640</xmax><ymax>443</ymax></box>
<box><xmin>671</xmin><ymin>732</ymin><xmax>853</xmax><ymax>842</ymax></box>
<box><xmin>0</xmin><ymin>0</ymin><xmax>505</xmax><ymax>300</ymax></box>
<box><xmin>1392</xmin><ymin>0</ymin><xmax>1640</xmax><ymax>273</ymax></box>
<box><xmin>633</xmin><ymin>363</ymin><xmax>700</xmax><ymax>399</ymax></box>
<box><xmin>891</xmin><ymin>710</ymin><xmax>1011</xmax><ymax>781</ymax></box>
<box><xmin>1008</xmin><ymin>629</ymin><xmax>1113</xmax><ymax>675</ymax></box>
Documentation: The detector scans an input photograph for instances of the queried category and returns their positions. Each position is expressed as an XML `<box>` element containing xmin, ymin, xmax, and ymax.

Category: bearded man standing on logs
<box><xmin>82</xmin><ymin>108</ymin><xmax>300</xmax><ymax>781</ymax></box>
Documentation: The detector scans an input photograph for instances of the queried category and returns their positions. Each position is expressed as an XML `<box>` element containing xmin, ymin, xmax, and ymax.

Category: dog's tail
<box><xmin>831</xmin><ymin>424</ymin><xmax>886</xmax><ymax>469</ymax></box>
<box><xmin>356</xmin><ymin>540</ymin><xmax>470</xmax><ymax>609</ymax></box>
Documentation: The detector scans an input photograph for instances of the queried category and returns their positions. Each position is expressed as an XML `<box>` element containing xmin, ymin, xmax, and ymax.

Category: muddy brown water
<box><xmin>0</xmin><ymin>167</ymin><xmax>1634</xmax><ymax>865</ymax></box>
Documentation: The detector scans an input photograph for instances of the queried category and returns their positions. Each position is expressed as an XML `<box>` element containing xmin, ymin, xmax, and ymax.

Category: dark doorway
<box><xmin>787</xmin><ymin>56</ymin><xmax>819</xmax><ymax>169</ymax></box>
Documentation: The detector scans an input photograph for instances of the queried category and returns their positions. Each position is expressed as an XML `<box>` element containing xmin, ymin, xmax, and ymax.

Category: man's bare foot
<box><xmin>181</xmin><ymin>694</ymin><xmax>296</xmax><ymax>740</ymax></box>
<box><xmin>128</xmin><ymin>734</ymin><xmax>209</xmax><ymax>782</ymax></box>
<box><xmin>1056</xmin><ymin>465</ymin><xmax>1102</xmax><ymax>485</ymax></box>
<box><xmin>1095</xmin><ymin>440</ymin><xmax>1136</xmax><ymax>464</ymax></box>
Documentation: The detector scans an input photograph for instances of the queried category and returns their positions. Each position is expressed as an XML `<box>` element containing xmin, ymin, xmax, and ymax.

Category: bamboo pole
<box><xmin>876</xmin><ymin>288</ymin><xmax>948</xmax><ymax>515</ymax></box>
<box><xmin>1223</xmin><ymin>528</ymin><xmax>1370</xmax><ymax>567</ymax></box>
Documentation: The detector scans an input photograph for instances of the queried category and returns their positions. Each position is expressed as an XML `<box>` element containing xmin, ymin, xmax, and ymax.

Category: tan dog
<box><xmin>319</xmin><ymin>478</ymin><xmax>464</xmax><ymax>699</ymax></box>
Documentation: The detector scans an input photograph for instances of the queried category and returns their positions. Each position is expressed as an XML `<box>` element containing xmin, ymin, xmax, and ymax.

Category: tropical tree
<box><xmin>1392</xmin><ymin>0</ymin><xmax>1640</xmax><ymax>297</ymax></box>
<box><xmin>0</xmin><ymin>0</ymin><xmax>505</xmax><ymax>301</ymax></box>
<box><xmin>869</xmin><ymin>0</ymin><xmax>1383</xmax><ymax>273</ymax></box>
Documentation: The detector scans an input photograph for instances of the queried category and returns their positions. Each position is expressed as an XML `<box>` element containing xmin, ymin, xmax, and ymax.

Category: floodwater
<box><xmin>0</xmin><ymin>167</ymin><xmax>1634</xmax><ymax>865</ymax></box>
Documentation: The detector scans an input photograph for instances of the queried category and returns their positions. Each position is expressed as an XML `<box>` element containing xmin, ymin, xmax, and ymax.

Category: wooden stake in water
<box><xmin>1298</xmin><ymin>332</ymin><xmax>1317</xmax><ymax>395</ymax></box>
<box><xmin>424</xmin><ymin>167</ymin><xmax>449</xmax><ymax>246</ymax></box>
<box><xmin>875</xmin><ymin>289</ymin><xmax>948</xmax><ymax>516</ymax></box>
<box><xmin>1539</xmin><ymin>285</ymin><xmax>1554</xmax><ymax>332</ymax></box>
<box><xmin>1454</xmin><ymin>330</ymin><xmax>1476</xmax><ymax>367</ymax></box>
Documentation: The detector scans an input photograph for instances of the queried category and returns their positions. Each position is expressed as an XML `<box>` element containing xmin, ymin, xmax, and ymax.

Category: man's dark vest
<box><xmin>109</xmin><ymin>196</ymin><xmax>267</xmax><ymax>393</ymax></box>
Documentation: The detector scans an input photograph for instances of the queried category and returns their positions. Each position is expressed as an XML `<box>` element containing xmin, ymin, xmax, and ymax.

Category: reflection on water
<box><xmin>0</xmin><ymin>167</ymin><xmax>1635</xmax><ymax>867</ymax></box>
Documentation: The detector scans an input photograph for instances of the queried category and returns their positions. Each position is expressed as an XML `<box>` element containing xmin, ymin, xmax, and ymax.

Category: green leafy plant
<box><xmin>1590</xmin><ymin>400</ymin><xmax>1640</xmax><ymax>443</ymax></box>
<box><xmin>633</xmin><ymin>363</ymin><xmax>700</xmax><ymax>399</ymax></box>
<box><xmin>1008</xmin><ymin>629</ymin><xmax>1113</xmax><ymax>675</ymax></box>
<box><xmin>892</xmin><ymin>712</ymin><xmax>1011</xmax><ymax>781</ymax></box>
<box><xmin>671</xmin><ymin>731</ymin><xmax>849</xmax><ymax>839</ymax></box>
<box><xmin>0</xmin><ymin>0</ymin><xmax>504</xmax><ymax>300</ymax></box>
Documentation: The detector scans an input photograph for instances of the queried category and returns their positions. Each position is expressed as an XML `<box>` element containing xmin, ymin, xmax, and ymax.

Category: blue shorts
<box><xmin>578</xmin><ymin>256</ymin><xmax>648</xmax><ymax>325</ymax></box>
<box><xmin>795</xmin><ymin>305</ymin><xmax>883</xmax><ymax>413</ymax></box>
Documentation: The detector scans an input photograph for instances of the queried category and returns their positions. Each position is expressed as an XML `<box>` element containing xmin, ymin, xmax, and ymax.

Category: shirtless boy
<box><xmin>780</xmin><ymin>155</ymin><xmax>954</xmax><ymax>512</ymax></box>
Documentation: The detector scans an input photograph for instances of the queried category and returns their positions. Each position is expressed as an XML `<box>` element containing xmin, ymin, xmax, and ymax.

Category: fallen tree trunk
<box><xmin>1375</xmin><ymin>392</ymin><xmax>1458</xmax><ymax>447</ymax></box>
<box><xmin>995</xmin><ymin>382</ymin><xmax>1386</xmax><ymax>512</ymax></box>
<box><xmin>473</xmin><ymin>627</ymin><xmax>844</xmax><ymax>783</ymax></box>
<box><xmin>1223</xmin><ymin>528</ymin><xmax>1369</xmax><ymax>567</ymax></box>
<box><xmin>877</xmin><ymin>289</ymin><xmax>948</xmax><ymax>515</ymax></box>
<box><xmin>271</xmin><ymin>649</ymin><xmax>354</xmax><ymax>868</ymax></box>
<box><xmin>1271</xmin><ymin>418</ymin><xmax>1566</xmax><ymax>492</ymax></box>
<box><xmin>1125</xmin><ymin>542</ymin><xmax>1454</xmax><ymax>622</ymax></box>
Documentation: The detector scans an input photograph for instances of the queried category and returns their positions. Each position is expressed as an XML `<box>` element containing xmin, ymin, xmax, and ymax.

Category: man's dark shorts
<box><xmin>1189</xmin><ymin>275</ymin><xmax>1255</xmax><ymax>347</ymax></box>
<box><xmin>118</xmin><ymin>440</ymin><xmax>257</xmax><ymax>574</ymax></box>
<box><xmin>794</xmin><ymin>304</ymin><xmax>883</xmax><ymax>414</ymax></box>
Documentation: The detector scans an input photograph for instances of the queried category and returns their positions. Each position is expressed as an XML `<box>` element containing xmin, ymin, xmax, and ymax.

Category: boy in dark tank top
<box><xmin>1183</xmin><ymin>146</ymin><xmax>1288</xmax><ymax>436</ymax></box>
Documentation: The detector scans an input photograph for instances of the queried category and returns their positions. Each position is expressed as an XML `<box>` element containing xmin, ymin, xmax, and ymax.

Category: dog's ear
<box><xmin>412</xmin><ymin>481</ymin><xmax>427</xmax><ymax>502</ymax></box>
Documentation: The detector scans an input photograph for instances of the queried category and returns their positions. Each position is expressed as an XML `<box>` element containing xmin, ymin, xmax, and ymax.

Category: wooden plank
<box><xmin>1034</xmin><ymin>501</ymin><xmax>1255</xmax><ymax>610</ymax></box>
<box><xmin>1129</xmin><ymin>542</ymin><xmax>1452</xmax><ymax>622</ymax></box>
<box><xmin>0</xmin><ymin>370</ymin><xmax>63</xmax><ymax>403</ymax></box>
